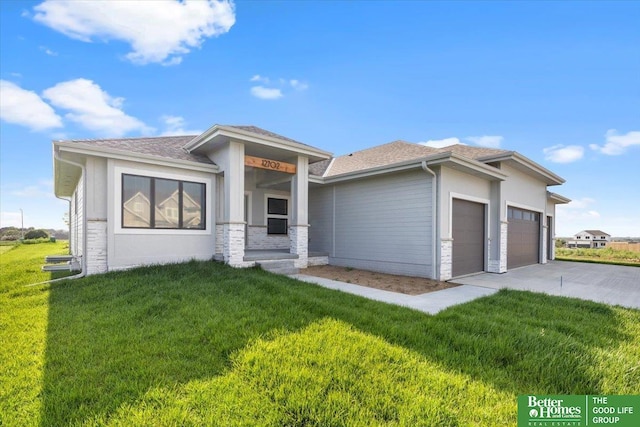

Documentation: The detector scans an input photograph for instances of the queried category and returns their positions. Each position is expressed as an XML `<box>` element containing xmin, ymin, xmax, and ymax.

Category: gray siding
<box><xmin>308</xmin><ymin>185</ymin><xmax>333</xmax><ymax>253</ymax></box>
<box><xmin>309</xmin><ymin>170</ymin><xmax>433</xmax><ymax>278</ymax></box>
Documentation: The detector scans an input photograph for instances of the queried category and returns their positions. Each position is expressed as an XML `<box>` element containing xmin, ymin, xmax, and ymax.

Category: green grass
<box><xmin>556</xmin><ymin>247</ymin><xmax>640</xmax><ymax>266</ymax></box>
<box><xmin>1</xmin><ymin>245</ymin><xmax>639</xmax><ymax>426</ymax></box>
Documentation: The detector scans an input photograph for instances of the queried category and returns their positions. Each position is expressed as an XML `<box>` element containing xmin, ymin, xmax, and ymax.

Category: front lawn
<box><xmin>1</xmin><ymin>245</ymin><xmax>639</xmax><ymax>426</ymax></box>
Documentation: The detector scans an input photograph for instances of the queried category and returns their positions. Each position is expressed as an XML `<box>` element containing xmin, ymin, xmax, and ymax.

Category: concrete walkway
<box><xmin>452</xmin><ymin>261</ymin><xmax>640</xmax><ymax>310</ymax></box>
<box><xmin>292</xmin><ymin>274</ymin><xmax>497</xmax><ymax>315</ymax></box>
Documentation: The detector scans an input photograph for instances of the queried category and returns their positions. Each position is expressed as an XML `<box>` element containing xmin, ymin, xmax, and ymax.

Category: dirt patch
<box><xmin>301</xmin><ymin>265</ymin><xmax>458</xmax><ymax>295</ymax></box>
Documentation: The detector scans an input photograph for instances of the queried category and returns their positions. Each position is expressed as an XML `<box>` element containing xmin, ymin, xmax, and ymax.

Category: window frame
<box><xmin>265</xmin><ymin>195</ymin><xmax>289</xmax><ymax>235</ymax></box>
<box><xmin>121</xmin><ymin>173</ymin><xmax>206</xmax><ymax>230</ymax></box>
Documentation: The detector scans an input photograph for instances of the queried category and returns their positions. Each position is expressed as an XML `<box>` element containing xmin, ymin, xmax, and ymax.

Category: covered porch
<box><xmin>185</xmin><ymin>125</ymin><xmax>332</xmax><ymax>269</ymax></box>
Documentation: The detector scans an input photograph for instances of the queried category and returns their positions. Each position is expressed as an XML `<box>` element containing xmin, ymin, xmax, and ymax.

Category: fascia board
<box><xmin>318</xmin><ymin>153</ymin><xmax>506</xmax><ymax>184</ymax></box>
<box><xmin>426</xmin><ymin>153</ymin><xmax>508</xmax><ymax>181</ymax></box>
<box><xmin>321</xmin><ymin>160</ymin><xmax>424</xmax><ymax>184</ymax></box>
<box><xmin>55</xmin><ymin>142</ymin><xmax>218</xmax><ymax>173</ymax></box>
<box><xmin>479</xmin><ymin>152</ymin><xmax>565</xmax><ymax>185</ymax></box>
<box><xmin>187</xmin><ymin>126</ymin><xmax>333</xmax><ymax>160</ymax></box>
<box><xmin>183</xmin><ymin>123</ymin><xmax>219</xmax><ymax>151</ymax></box>
<box><xmin>547</xmin><ymin>191</ymin><xmax>571</xmax><ymax>204</ymax></box>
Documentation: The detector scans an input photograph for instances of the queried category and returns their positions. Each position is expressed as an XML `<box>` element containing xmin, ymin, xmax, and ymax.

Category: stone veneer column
<box><xmin>221</xmin><ymin>141</ymin><xmax>245</xmax><ymax>267</ymax></box>
<box><xmin>86</xmin><ymin>219</ymin><xmax>108</xmax><ymax>274</ymax></box>
<box><xmin>223</xmin><ymin>223</ymin><xmax>245</xmax><ymax>266</ymax></box>
<box><xmin>488</xmin><ymin>221</ymin><xmax>508</xmax><ymax>273</ymax></box>
<box><xmin>290</xmin><ymin>156</ymin><xmax>309</xmax><ymax>268</ymax></box>
<box><xmin>439</xmin><ymin>238</ymin><xmax>453</xmax><ymax>280</ymax></box>
<box><xmin>289</xmin><ymin>225</ymin><xmax>309</xmax><ymax>268</ymax></box>
<box><xmin>542</xmin><ymin>223</ymin><xmax>548</xmax><ymax>264</ymax></box>
<box><xmin>499</xmin><ymin>221</ymin><xmax>508</xmax><ymax>272</ymax></box>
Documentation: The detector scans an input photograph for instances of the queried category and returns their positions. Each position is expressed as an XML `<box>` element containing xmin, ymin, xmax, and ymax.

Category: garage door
<box><xmin>452</xmin><ymin>199</ymin><xmax>485</xmax><ymax>277</ymax></box>
<box><xmin>507</xmin><ymin>207</ymin><xmax>540</xmax><ymax>269</ymax></box>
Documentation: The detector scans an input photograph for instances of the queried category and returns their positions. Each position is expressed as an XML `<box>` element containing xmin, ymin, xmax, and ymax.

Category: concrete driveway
<box><xmin>451</xmin><ymin>261</ymin><xmax>640</xmax><ymax>310</ymax></box>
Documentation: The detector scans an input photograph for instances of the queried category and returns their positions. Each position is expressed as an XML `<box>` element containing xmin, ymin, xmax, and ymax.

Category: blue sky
<box><xmin>1</xmin><ymin>0</ymin><xmax>638</xmax><ymax>236</ymax></box>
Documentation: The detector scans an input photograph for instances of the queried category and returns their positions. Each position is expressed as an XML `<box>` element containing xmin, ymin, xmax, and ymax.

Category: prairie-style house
<box><xmin>52</xmin><ymin>124</ymin><xmax>570</xmax><ymax>279</ymax></box>
<box><xmin>567</xmin><ymin>230</ymin><xmax>611</xmax><ymax>249</ymax></box>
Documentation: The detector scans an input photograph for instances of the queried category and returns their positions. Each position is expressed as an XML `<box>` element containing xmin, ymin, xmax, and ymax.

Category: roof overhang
<box><xmin>184</xmin><ymin>125</ymin><xmax>332</xmax><ymax>163</ymax></box>
<box><xmin>478</xmin><ymin>152</ymin><xmax>565</xmax><ymax>186</ymax></box>
<box><xmin>53</xmin><ymin>141</ymin><xmax>219</xmax><ymax>198</ymax></box>
<box><xmin>317</xmin><ymin>152</ymin><xmax>507</xmax><ymax>184</ymax></box>
<box><xmin>424</xmin><ymin>152</ymin><xmax>508</xmax><ymax>181</ymax></box>
<box><xmin>547</xmin><ymin>191</ymin><xmax>571</xmax><ymax>204</ymax></box>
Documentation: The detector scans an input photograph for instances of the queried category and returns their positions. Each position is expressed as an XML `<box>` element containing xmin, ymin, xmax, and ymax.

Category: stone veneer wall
<box><xmin>439</xmin><ymin>238</ymin><xmax>453</xmax><ymax>280</ymax></box>
<box><xmin>499</xmin><ymin>221</ymin><xmax>508</xmax><ymax>272</ymax></box>
<box><xmin>86</xmin><ymin>219</ymin><xmax>108</xmax><ymax>274</ymax></box>
<box><xmin>289</xmin><ymin>225</ymin><xmax>308</xmax><ymax>268</ymax></box>
<box><xmin>247</xmin><ymin>226</ymin><xmax>289</xmax><ymax>250</ymax></box>
<box><xmin>488</xmin><ymin>221</ymin><xmax>508</xmax><ymax>273</ymax></box>
<box><xmin>542</xmin><ymin>224</ymin><xmax>548</xmax><ymax>264</ymax></box>
<box><xmin>223</xmin><ymin>223</ymin><xmax>248</xmax><ymax>266</ymax></box>
<box><xmin>215</xmin><ymin>224</ymin><xmax>224</xmax><ymax>255</ymax></box>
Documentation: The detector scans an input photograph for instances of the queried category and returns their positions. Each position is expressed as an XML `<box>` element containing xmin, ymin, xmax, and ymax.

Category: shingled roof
<box><xmin>318</xmin><ymin>141</ymin><xmax>510</xmax><ymax>177</ymax></box>
<box><xmin>57</xmin><ymin>135</ymin><xmax>214</xmax><ymax>165</ymax></box>
<box><xmin>224</xmin><ymin>125</ymin><xmax>307</xmax><ymax>146</ymax></box>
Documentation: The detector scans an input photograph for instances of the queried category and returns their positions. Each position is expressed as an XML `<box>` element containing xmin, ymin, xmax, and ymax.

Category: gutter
<box><xmin>52</xmin><ymin>151</ymin><xmax>87</xmax><ymax>281</ymax></box>
<box><xmin>421</xmin><ymin>161</ymin><xmax>438</xmax><ymax>280</ymax></box>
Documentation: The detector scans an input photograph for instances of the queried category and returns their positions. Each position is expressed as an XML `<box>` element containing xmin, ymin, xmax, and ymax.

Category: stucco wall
<box><xmin>501</xmin><ymin>164</ymin><xmax>548</xmax><ymax>213</ymax></box>
<box><xmin>438</xmin><ymin>167</ymin><xmax>492</xmax><ymax>240</ymax></box>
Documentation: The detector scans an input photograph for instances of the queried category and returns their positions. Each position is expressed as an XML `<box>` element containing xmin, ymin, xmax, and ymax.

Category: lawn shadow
<box><xmin>40</xmin><ymin>261</ymin><xmax>634</xmax><ymax>425</ymax></box>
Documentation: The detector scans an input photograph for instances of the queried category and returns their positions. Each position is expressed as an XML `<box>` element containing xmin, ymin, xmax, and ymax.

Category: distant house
<box><xmin>567</xmin><ymin>230</ymin><xmax>611</xmax><ymax>249</ymax></box>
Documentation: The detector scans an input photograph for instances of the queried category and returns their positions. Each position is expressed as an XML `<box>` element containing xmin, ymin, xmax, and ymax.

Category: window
<box><xmin>122</xmin><ymin>174</ymin><xmax>205</xmax><ymax>229</ymax></box>
<box><xmin>267</xmin><ymin>197</ymin><xmax>288</xmax><ymax>234</ymax></box>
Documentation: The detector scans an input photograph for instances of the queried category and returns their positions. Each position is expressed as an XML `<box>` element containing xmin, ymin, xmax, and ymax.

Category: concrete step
<box><xmin>45</xmin><ymin>255</ymin><xmax>74</xmax><ymax>263</ymax></box>
<box><xmin>257</xmin><ymin>259</ymin><xmax>299</xmax><ymax>275</ymax></box>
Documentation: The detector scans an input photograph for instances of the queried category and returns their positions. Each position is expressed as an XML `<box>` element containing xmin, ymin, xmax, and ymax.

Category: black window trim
<box><xmin>266</xmin><ymin>196</ymin><xmax>288</xmax><ymax>235</ymax></box>
<box><xmin>121</xmin><ymin>173</ymin><xmax>206</xmax><ymax>230</ymax></box>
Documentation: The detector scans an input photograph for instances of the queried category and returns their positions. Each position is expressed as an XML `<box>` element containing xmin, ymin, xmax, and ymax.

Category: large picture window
<box><xmin>122</xmin><ymin>174</ymin><xmax>205</xmax><ymax>229</ymax></box>
<box><xmin>267</xmin><ymin>197</ymin><xmax>288</xmax><ymax>234</ymax></box>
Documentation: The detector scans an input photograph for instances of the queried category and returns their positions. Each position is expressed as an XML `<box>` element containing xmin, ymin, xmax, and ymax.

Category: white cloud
<box><xmin>290</xmin><ymin>79</ymin><xmax>309</xmax><ymax>91</ymax></box>
<box><xmin>543</xmin><ymin>144</ymin><xmax>584</xmax><ymax>163</ymax></box>
<box><xmin>418</xmin><ymin>137</ymin><xmax>462</xmax><ymax>148</ymax></box>
<box><xmin>250</xmin><ymin>86</ymin><xmax>283</xmax><ymax>100</ymax></box>
<box><xmin>160</xmin><ymin>115</ymin><xmax>202</xmax><ymax>136</ymax></box>
<box><xmin>556</xmin><ymin>197</ymin><xmax>602</xmax><ymax>234</ymax></box>
<box><xmin>42</xmin><ymin>78</ymin><xmax>153</xmax><ymax>137</ymax></box>
<box><xmin>465</xmin><ymin>135</ymin><xmax>503</xmax><ymax>148</ymax></box>
<box><xmin>557</xmin><ymin>198</ymin><xmax>600</xmax><ymax>220</ymax></box>
<box><xmin>0</xmin><ymin>80</ymin><xmax>63</xmax><ymax>131</ymax></box>
<box><xmin>0</xmin><ymin>211</ymin><xmax>22</xmax><ymax>228</ymax></box>
<box><xmin>248</xmin><ymin>75</ymin><xmax>308</xmax><ymax>99</ymax></box>
<box><xmin>32</xmin><ymin>0</ymin><xmax>236</xmax><ymax>66</ymax></box>
<box><xmin>250</xmin><ymin>74</ymin><xmax>269</xmax><ymax>84</ymax></box>
<box><xmin>589</xmin><ymin>129</ymin><xmax>640</xmax><ymax>155</ymax></box>
<box><xmin>10</xmin><ymin>184</ymin><xmax>53</xmax><ymax>198</ymax></box>
<box><xmin>39</xmin><ymin>45</ymin><xmax>58</xmax><ymax>56</ymax></box>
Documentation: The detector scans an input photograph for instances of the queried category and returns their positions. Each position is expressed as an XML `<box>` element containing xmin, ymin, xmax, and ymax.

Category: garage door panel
<box><xmin>507</xmin><ymin>207</ymin><xmax>540</xmax><ymax>269</ymax></box>
<box><xmin>452</xmin><ymin>199</ymin><xmax>485</xmax><ymax>277</ymax></box>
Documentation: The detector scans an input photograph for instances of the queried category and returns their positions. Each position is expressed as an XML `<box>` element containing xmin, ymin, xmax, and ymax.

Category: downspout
<box><xmin>51</xmin><ymin>151</ymin><xmax>87</xmax><ymax>280</ymax></box>
<box><xmin>421</xmin><ymin>161</ymin><xmax>438</xmax><ymax>280</ymax></box>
